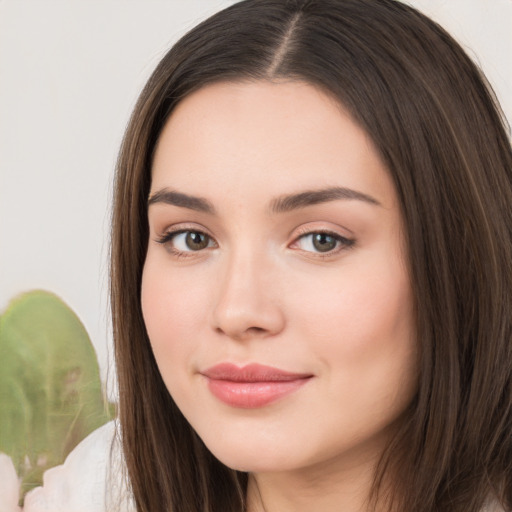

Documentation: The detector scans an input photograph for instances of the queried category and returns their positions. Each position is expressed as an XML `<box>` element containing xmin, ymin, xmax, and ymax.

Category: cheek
<box><xmin>290</xmin><ymin>251</ymin><xmax>416</xmax><ymax>395</ymax></box>
<box><xmin>295</xmin><ymin>261</ymin><xmax>412</xmax><ymax>343</ymax></box>
<box><xmin>140</xmin><ymin>259</ymin><xmax>210</xmax><ymax>374</ymax></box>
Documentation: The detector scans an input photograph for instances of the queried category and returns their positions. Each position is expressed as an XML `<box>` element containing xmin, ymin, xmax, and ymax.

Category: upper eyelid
<box><xmin>156</xmin><ymin>226</ymin><xmax>348</xmax><ymax>238</ymax></box>
<box><xmin>290</xmin><ymin>223</ymin><xmax>354</xmax><ymax>240</ymax></box>
<box><xmin>156</xmin><ymin>222</ymin><xmax>214</xmax><ymax>237</ymax></box>
<box><xmin>294</xmin><ymin>227</ymin><xmax>344</xmax><ymax>237</ymax></box>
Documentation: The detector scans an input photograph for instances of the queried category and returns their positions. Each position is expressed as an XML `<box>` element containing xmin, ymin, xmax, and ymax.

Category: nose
<box><xmin>211</xmin><ymin>251</ymin><xmax>285</xmax><ymax>341</ymax></box>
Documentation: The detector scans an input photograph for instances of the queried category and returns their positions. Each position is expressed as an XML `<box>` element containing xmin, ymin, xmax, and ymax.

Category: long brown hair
<box><xmin>110</xmin><ymin>1</ymin><xmax>512</xmax><ymax>510</ymax></box>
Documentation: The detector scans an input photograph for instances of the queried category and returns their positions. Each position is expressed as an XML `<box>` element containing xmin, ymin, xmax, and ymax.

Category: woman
<box><xmin>109</xmin><ymin>0</ymin><xmax>512</xmax><ymax>511</ymax></box>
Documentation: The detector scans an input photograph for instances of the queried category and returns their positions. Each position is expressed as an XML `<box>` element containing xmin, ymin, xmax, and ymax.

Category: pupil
<box><xmin>186</xmin><ymin>232</ymin><xmax>208</xmax><ymax>250</ymax></box>
<box><xmin>313</xmin><ymin>233</ymin><xmax>336</xmax><ymax>252</ymax></box>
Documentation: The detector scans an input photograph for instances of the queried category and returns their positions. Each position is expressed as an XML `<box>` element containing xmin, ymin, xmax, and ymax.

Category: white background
<box><xmin>1</xmin><ymin>0</ymin><xmax>511</xmax><ymax>398</ymax></box>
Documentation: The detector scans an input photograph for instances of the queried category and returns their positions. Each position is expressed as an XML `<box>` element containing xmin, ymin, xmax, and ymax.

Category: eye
<box><xmin>157</xmin><ymin>230</ymin><xmax>216</xmax><ymax>253</ymax></box>
<box><xmin>293</xmin><ymin>231</ymin><xmax>354</xmax><ymax>254</ymax></box>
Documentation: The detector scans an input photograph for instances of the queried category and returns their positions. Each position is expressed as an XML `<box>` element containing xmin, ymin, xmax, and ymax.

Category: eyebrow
<box><xmin>269</xmin><ymin>186</ymin><xmax>381</xmax><ymax>213</ymax></box>
<box><xmin>147</xmin><ymin>186</ymin><xmax>381</xmax><ymax>214</ymax></box>
<box><xmin>148</xmin><ymin>189</ymin><xmax>216</xmax><ymax>214</ymax></box>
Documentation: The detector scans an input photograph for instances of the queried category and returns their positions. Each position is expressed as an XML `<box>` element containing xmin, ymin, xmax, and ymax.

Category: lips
<box><xmin>201</xmin><ymin>363</ymin><xmax>313</xmax><ymax>408</ymax></box>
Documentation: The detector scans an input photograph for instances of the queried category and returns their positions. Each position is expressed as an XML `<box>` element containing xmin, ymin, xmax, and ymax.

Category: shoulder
<box><xmin>23</xmin><ymin>421</ymin><xmax>135</xmax><ymax>512</ymax></box>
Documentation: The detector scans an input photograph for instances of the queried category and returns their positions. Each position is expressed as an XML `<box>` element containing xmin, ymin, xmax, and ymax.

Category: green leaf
<box><xmin>0</xmin><ymin>290</ymin><xmax>115</xmax><ymax>498</ymax></box>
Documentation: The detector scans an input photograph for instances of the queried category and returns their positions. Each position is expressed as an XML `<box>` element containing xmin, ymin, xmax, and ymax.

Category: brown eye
<box><xmin>293</xmin><ymin>231</ymin><xmax>354</xmax><ymax>255</ymax></box>
<box><xmin>185</xmin><ymin>231</ymin><xmax>210</xmax><ymax>251</ymax></box>
<box><xmin>312</xmin><ymin>233</ymin><xmax>338</xmax><ymax>252</ymax></box>
<box><xmin>157</xmin><ymin>230</ymin><xmax>215</xmax><ymax>253</ymax></box>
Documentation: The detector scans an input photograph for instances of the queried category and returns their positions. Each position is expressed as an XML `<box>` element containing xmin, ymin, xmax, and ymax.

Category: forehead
<box><xmin>151</xmin><ymin>80</ymin><xmax>396</xmax><ymax>210</ymax></box>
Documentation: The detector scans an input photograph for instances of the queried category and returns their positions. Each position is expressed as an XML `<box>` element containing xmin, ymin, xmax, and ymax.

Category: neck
<box><xmin>246</xmin><ymin>450</ymin><xmax>390</xmax><ymax>512</ymax></box>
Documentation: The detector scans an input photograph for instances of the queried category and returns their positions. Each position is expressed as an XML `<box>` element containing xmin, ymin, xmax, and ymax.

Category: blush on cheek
<box><xmin>141</xmin><ymin>263</ymin><xmax>209</xmax><ymax>370</ymax></box>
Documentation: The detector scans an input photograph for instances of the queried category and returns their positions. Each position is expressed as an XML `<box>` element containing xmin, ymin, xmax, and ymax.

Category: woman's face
<box><xmin>142</xmin><ymin>80</ymin><xmax>417</xmax><ymax>475</ymax></box>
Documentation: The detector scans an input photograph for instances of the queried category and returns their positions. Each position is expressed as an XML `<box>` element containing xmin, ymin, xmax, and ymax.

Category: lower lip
<box><xmin>206</xmin><ymin>378</ymin><xmax>310</xmax><ymax>408</ymax></box>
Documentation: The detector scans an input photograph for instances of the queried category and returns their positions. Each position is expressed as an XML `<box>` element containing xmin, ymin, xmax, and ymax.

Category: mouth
<box><xmin>200</xmin><ymin>363</ymin><xmax>313</xmax><ymax>408</ymax></box>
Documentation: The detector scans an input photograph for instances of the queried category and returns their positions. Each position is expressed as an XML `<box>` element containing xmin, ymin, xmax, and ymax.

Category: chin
<box><xmin>211</xmin><ymin>449</ymin><xmax>295</xmax><ymax>473</ymax></box>
<box><xmin>198</xmin><ymin>432</ymin><xmax>302</xmax><ymax>473</ymax></box>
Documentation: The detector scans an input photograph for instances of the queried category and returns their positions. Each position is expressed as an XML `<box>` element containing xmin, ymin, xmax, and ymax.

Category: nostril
<box><xmin>215</xmin><ymin>327</ymin><xmax>268</xmax><ymax>340</ymax></box>
<box><xmin>247</xmin><ymin>326</ymin><xmax>266</xmax><ymax>335</ymax></box>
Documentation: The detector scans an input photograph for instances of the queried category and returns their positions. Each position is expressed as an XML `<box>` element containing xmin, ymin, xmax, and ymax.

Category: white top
<box><xmin>22</xmin><ymin>421</ymin><xmax>135</xmax><ymax>512</ymax></box>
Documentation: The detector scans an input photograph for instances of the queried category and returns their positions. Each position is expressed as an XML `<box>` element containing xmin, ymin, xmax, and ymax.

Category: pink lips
<box><xmin>201</xmin><ymin>363</ymin><xmax>312</xmax><ymax>408</ymax></box>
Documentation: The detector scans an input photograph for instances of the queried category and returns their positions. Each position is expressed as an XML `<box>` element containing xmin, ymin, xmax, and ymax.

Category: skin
<box><xmin>141</xmin><ymin>80</ymin><xmax>418</xmax><ymax>512</ymax></box>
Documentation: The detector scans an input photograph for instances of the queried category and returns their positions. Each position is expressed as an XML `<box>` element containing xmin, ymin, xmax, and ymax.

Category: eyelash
<box><xmin>291</xmin><ymin>228</ymin><xmax>355</xmax><ymax>257</ymax></box>
<box><xmin>155</xmin><ymin>227</ymin><xmax>355</xmax><ymax>258</ymax></box>
<box><xmin>155</xmin><ymin>228</ymin><xmax>216</xmax><ymax>259</ymax></box>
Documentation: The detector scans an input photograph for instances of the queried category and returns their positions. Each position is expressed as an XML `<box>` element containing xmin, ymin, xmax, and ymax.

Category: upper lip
<box><xmin>201</xmin><ymin>363</ymin><xmax>313</xmax><ymax>382</ymax></box>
